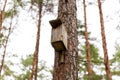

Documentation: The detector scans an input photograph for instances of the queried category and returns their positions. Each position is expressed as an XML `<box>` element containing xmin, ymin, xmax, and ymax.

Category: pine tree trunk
<box><xmin>0</xmin><ymin>0</ymin><xmax>7</xmax><ymax>34</ymax></box>
<box><xmin>83</xmin><ymin>0</ymin><xmax>92</xmax><ymax>79</ymax></box>
<box><xmin>29</xmin><ymin>1</ymin><xmax>42</xmax><ymax>80</ymax></box>
<box><xmin>97</xmin><ymin>0</ymin><xmax>112</xmax><ymax>80</ymax></box>
<box><xmin>53</xmin><ymin>0</ymin><xmax>78</xmax><ymax>80</ymax></box>
<box><xmin>0</xmin><ymin>14</ymin><xmax>13</xmax><ymax>76</ymax></box>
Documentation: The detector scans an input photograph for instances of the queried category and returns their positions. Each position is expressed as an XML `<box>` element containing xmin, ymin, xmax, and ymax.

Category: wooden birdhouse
<box><xmin>49</xmin><ymin>19</ymin><xmax>67</xmax><ymax>52</ymax></box>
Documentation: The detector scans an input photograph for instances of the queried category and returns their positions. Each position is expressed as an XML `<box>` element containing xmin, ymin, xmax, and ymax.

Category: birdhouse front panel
<box><xmin>51</xmin><ymin>24</ymin><xmax>67</xmax><ymax>51</ymax></box>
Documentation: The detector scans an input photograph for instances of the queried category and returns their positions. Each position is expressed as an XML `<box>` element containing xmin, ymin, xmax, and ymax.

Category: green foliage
<box><xmin>0</xmin><ymin>75</ymin><xmax>4</xmax><ymax>80</ymax></box>
<box><xmin>4</xmin><ymin>10</ymin><xmax>17</xmax><ymax>19</ymax></box>
<box><xmin>0</xmin><ymin>0</ymin><xmax>26</xmax><ymax>47</ymax></box>
<box><xmin>90</xmin><ymin>44</ymin><xmax>103</xmax><ymax>65</ymax></box>
<box><xmin>77</xmin><ymin>20</ymin><xmax>85</xmax><ymax>36</ymax></box>
<box><xmin>3</xmin><ymin>64</ymin><xmax>14</xmax><ymax>76</ymax></box>
<box><xmin>0</xmin><ymin>54</ymin><xmax>53</xmax><ymax>79</ymax></box>
<box><xmin>38</xmin><ymin>60</ymin><xmax>47</xmax><ymax>71</ymax></box>
<box><xmin>43</xmin><ymin>0</ymin><xmax>54</xmax><ymax>13</ymax></box>
<box><xmin>31</xmin><ymin>0</ymin><xmax>43</xmax><ymax>5</ymax></box>
<box><xmin>0</xmin><ymin>33</ymin><xmax>6</xmax><ymax>47</ymax></box>
<box><xmin>49</xmin><ymin>67</ymin><xmax>53</xmax><ymax>75</ymax></box>
<box><xmin>13</xmin><ymin>55</ymin><xmax>33</xmax><ymax>80</ymax></box>
<box><xmin>112</xmin><ymin>70</ymin><xmax>120</xmax><ymax>76</ymax></box>
<box><xmin>77</xmin><ymin>20</ymin><xmax>91</xmax><ymax>39</ymax></box>
<box><xmin>82</xmin><ymin>74</ymin><xmax>103</xmax><ymax>80</ymax></box>
<box><xmin>13</xmin><ymin>0</ymin><xmax>26</xmax><ymax>8</ymax></box>
<box><xmin>78</xmin><ymin>44</ymin><xmax>104</xmax><ymax>79</ymax></box>
<box><xmin>79</xmin><ymin>44</ymin><xmax>103</xmax><ymax>64</ymax></box>
<box><xmin>110</xmin><ymin>44</ymin><xmax>120</xmax><ymax>76</ymax></box>
<box><xmin>0</xmin><ymin>0</ymin><xmax>53</xmax><ymax>79</ymax></box>
<box><xmin>0</xmin><ymin>63</ymin><xmax>14</xmax><ymax>80</ymax></box>
<box><xmin>77</xmin><ymin>19</ymin><xmax>104</xmax><ymax>79</ymax></box>
<box><xmin>111</xmin><ymin>44</ymin><xmax>120</xmax><ymax>63</ymax></box>
<box><xmin>15</xmin><ymin>55</ymin><xmax>52</xmax><ymax>79</ymax></box>
<box><xmin>3</xmin><ymin>0</ymin><xmax>26</xmax><ymax>19</ymax></box>
<box><xmin>14</xmin><ymin>70</ymin><xmax>30</xmax><ymax>80</ymax></box>
<box><xmin>77</xmin><ymin>20</ymin><xmax>84</xmax><ymax>28</ymax></box>
<box><xmin>21</xmin><ymin>55</ymin><xmax>33</xmax><ymax>67</ymax></box>
<box><xmin>30</xmin><ymin>0</ymin><xmax>54</xmax><ymax>13</ymax></box>
<box><xmin>78</xmin><ymin>30</ymin><xmax>85</xmax><ymax>36</ymax></box>
<box><xmin>0</xmin><ymin>33</ymin><xmax>3</xmax><ymax>46</ymax></box>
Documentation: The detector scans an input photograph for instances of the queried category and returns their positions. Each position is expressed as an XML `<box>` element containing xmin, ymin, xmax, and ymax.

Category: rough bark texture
<box><xmin>29</xmin><ymin>1</ymin><xmax>42</xmax><ymax>80</ymax></box>
<box><xmin>83</xmin><ymin>0</ymin><xmax>92</xmax><ymax>79</ymax></box>
<box><xmin>53</xmin><ymin>0</ymin><xmax>78</xmax><ymax>80</ymax></box>
<box><xmin>98</xmin><ymin>0</ymin><xmax>112</xmax><ymax>80</ymax></box>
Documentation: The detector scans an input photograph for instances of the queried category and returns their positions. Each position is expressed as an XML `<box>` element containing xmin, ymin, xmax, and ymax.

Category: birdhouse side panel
<box><xmin>61</xmin><ymin>24</ymin><xmax>67</xmax><ymax>50</ymax></box>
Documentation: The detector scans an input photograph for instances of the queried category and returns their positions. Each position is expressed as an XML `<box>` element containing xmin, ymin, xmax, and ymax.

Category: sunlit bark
<box><xmin>83</xmin><ymin>0</ymin><xmax>93</xmax><ymax>79</ymax></box>
<box><xmin>29</xmin><ymin>1</ymin><xmax>43</xmax><ymax>80</ymax></box>
<box><xmin>0</xmin><ymin>14</ymin><xmax>13</xmax><ymax>76</ymax></box>
<box><xmin>0</xmin><ymin>0</ymin><xmax>7</xmax><ymax>34</ymax></box>
<box><xmin>98</xmin><ymin>0</ymin><xmax>112</xmax><ymax>80</ymax></box>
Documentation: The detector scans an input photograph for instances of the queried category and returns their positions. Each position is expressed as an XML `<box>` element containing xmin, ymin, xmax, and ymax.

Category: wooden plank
<box><xmin>51</xmin><ymin>24</ymin><xmax>67</xmax><ymax>51</ymax></box>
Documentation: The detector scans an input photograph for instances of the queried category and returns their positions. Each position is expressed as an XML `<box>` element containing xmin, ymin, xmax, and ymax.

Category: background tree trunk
<box><xmin>83</xmin><ymin>0</ymin><xmax>93</xmax><ymax>79</ymax></box>
<box><xmin>0</xmin><ymin>0</ymin><xmax>7</xmax><ymax>34</ymax></box>
<box><xmin>97</xmin><ymin>0</ymin><xmax>112</xmax><ymax>80</ymax></box>
<box><xmin>53</xmin><ymin>0</ymin><xmax>78</xmax><ymax>80</ymax></box>
<box><xmin>29</xmin><ymin>1</ymin><xmax>42</xmax><ymax>80</ymax></box>
<box><xmin>0</xmin><ymin>14</ymin><xmax>13</xmax><ymax>76</ymax></box>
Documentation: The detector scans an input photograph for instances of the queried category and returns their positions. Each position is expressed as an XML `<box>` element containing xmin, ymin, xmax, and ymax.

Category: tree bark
<box><xmin>0</xmin><ymin>0</ymin><xmax>7</xmax><ymax>34</ymax></box>
<box><xmin>29</xmin><ymin>1</ymin><xmax>42</xmax><ymax>80</ymax></box>
<box><xmin>97</xmin><ymin>0</ymin><xmax>112</xmax><ymax>80</ymax></box>
<box><xmin>0</xmin><ymin>14</ymin><xmax>13</xmax><ymax>76</ymax></box>
<box><xmin>83</xmin><ymin>0</ymin><xmax>93</xmax><ymax>79</ymax></box>
<box><xmin>53</xmin><ymin>0</ymin><xmax>78</xmax><ymax>80</ymax></box>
